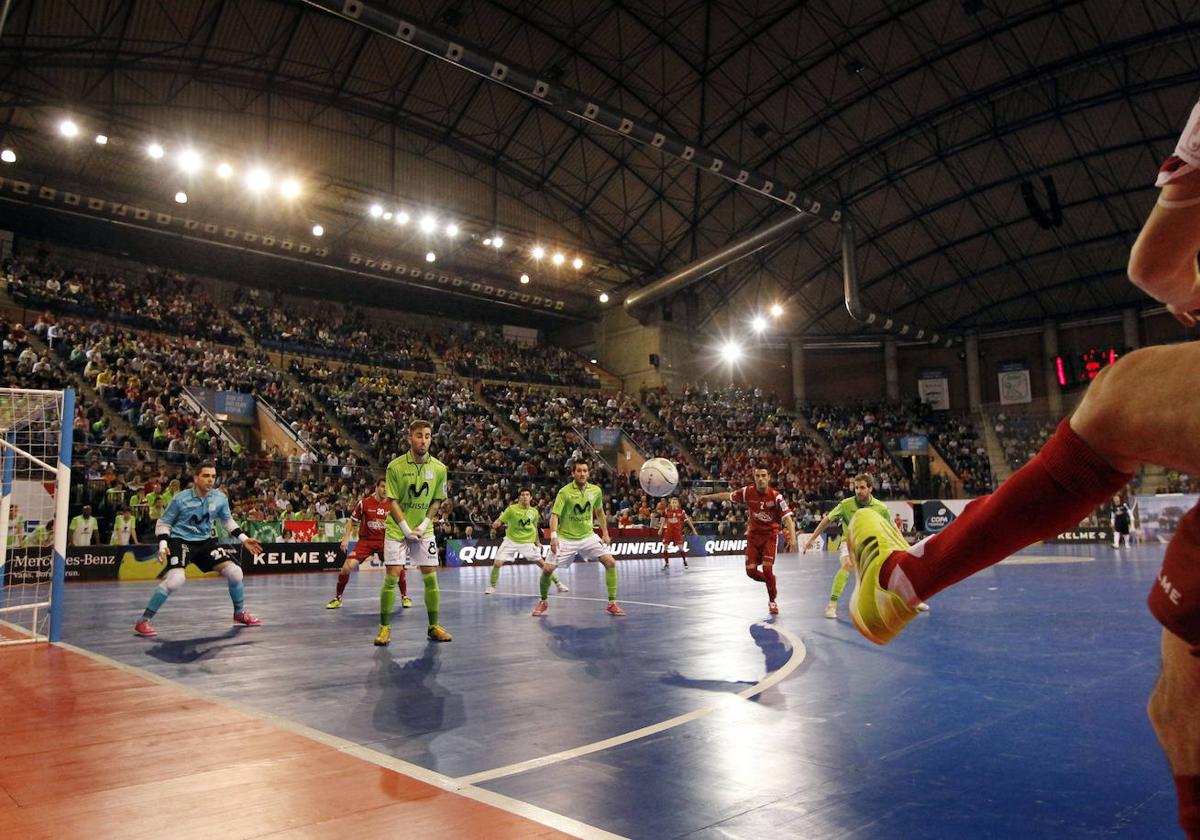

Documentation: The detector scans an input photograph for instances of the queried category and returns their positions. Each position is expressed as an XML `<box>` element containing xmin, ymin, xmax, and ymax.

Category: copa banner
<box><xmin>918</xmin><ymin>499</ymin><xmax>972</xmax><ymax>533</ymax></box>
<box><xmin>443</xmin><ymin>534</ymin><xmax>822</xmax><ymax>567</ymax></box>
<box><xmin>58</xmin><ymin>542</ymin><xmax>346</xmax><ymax>582</ymax></box>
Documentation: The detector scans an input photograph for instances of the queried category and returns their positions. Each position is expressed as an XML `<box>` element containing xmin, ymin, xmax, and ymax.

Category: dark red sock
<box><xmin>1176</xmin><ymin>776</ymin><xmax>1200</xmax><ymax>839</ymax></box>
<box><xmin>335</xmin><ymin>572</ymin><xmax>350</xmax><ymax>598</ymax></box>
<box><xmin>399</xmin><ymin>570</ymin><xmax>408</xmax><ymax>598</ymax></box>
<box><xmin>1149</xmin><ymin>506</ymin><xmax>1200</xmax><ymax>648</ymax></box>
<box><xmin>763</xmin><ymin>565</ymin><xmax>778</xmax><ymax>601</ymax></box>
<box><xmin>881</xmin><ymin>419</ymin><xmax>1133</xmax><ymax>603</ymax></box>
<box><xmin>745</xmin><ymin>566</ymin><xmax>766</xmax><ymax>584</ymax></box>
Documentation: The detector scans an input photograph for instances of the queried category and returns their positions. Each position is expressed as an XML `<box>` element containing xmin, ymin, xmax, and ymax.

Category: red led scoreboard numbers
<box><xmin>1056</xmin><ymin>347</ymin><xmax>1121</xmax><ymax>387</ymax></box>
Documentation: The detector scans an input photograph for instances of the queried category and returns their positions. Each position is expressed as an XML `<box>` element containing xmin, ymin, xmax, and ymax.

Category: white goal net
<box><xmin>0</xmin><ymin>387</ymin><xmax>71</xmax><ymax>645</ymax></box>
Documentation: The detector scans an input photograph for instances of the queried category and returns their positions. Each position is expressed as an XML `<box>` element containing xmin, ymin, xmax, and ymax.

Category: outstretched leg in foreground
<box><xmin>847</xmin><ymin>343</ymin><xmax>1200</xmax><ymax>838</ymax></box>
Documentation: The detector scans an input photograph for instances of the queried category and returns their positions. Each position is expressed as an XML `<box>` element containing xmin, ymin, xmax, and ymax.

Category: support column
<box><xmin>1122</xmin><ymin>308</ymin><xmax>1140</xmax><ymax>350</ymax></box>
<box><xmin>965</xmin><ymin>333</ymin><xmax>982</xmax><ymax>411</ymax></box>
<box><xmin>884</xmin><ymin>338</ymin><xmax>899</xmax><ymax>401</ymax></box>
<box><xmin>790</xmin><ymin>341</ymin><xmax>806</xmax><ymax>409</ymax></box>
<box><xmin>1043</xmin><ymin>320</ymin><xmax>1063</xmax><ymax>416</ymax></box>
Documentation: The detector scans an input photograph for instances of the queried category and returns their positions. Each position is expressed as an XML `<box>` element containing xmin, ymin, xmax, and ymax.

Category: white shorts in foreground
<box><xmin>384</xmin><ymin>535</ymin><xmax>438</xmax><ymax>568</ymax></box>
<box><xmin>550</xmin><ymin>534</ymin><xmax>610</xmax><ymax>569</ymax></box>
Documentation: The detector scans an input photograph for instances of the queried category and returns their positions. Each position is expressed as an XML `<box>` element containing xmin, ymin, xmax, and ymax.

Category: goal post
<box><xmin>0</xmin><ymin>387</ymin><xmax>73</xmax><ymax>645</ymax></box>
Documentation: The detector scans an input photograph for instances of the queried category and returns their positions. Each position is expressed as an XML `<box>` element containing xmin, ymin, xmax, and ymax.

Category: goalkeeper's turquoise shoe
<box><xmin>846</xmin><ymin>509</ymin><xmax>919</xmax><ymax>645</ymax></box>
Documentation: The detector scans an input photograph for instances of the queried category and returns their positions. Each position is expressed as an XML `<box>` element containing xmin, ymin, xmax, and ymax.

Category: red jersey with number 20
<box><xmin>352</xmin><ymin>496</ymin><xmax>390</xmax><ymax>546</ymax></box>
<box><xmin>663</xmin><ymin>508</ymin><xmax>687</xmax><ymax>539</ymax></box>
<box><xmin>730</xmin><ymin>485</ymin><xmax>791</xmax><ymax>537</ymax></box>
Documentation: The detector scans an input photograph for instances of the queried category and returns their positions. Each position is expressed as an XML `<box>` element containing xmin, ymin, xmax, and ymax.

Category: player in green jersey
<box><xmin>804</xmin><ymin>473</ymin><xmax>928</xmax><ymax>619</ymax></box>
<box><xmin>377</xmin><ymin>419</ymin><xmax>452</xmax><ymax>645</ymax></box>
<box><xmin>484</xmin><ymin>488</ymin><xmax>567</xmax><ymax>595</ymax></box>
<box><xmin>532</xmin><ymin>461</ymin><xmax>624</xmax><ymax>616</ymax></box>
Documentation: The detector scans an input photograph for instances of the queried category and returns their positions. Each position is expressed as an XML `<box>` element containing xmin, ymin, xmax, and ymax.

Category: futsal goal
<box><xmin>0</xmin><ymin>387</ymin><xmax>73</xmax><ymax>645</ymax></box>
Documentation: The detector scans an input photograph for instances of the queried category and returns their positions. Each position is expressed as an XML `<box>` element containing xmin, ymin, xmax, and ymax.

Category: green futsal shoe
<box><xmin>846</xmin><ymin>509</ymin><xmax>918</xmax><ymax>645</ymax></box>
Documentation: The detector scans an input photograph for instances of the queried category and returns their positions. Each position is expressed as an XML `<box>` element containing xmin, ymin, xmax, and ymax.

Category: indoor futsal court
<box><xmin>1</xmin><ymin>0</ymin><xmax>1199</xmax><ymax>838</ymax></box>
<box><xmin>3</xmin><ymin>543</ymin><xmax>1178</xmax><ymax>838</ymax></box>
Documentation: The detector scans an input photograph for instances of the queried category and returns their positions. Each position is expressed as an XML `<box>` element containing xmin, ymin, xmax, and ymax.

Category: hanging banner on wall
<box><xmin>917</xmin><ymin>369</ymin><xmax>950</xmax><ymax>410</ymax></box>
<box><xmin>998</xmin><ymin>361</ymin><xmax>1032</xmax><ymax>405</ymax></box>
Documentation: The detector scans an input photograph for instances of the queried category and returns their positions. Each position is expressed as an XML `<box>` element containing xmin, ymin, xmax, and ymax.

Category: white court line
<box><xmin>1000</xmin><ymin>555</ymin><xmax>1095</xmax><ymax>565</ymax></box>
<box><xmin>54</xmin><ymin>641</ymin><xmax>625</xmax><ymax>840</ymax></box>
<box><xmin>439</xmin><ymin>587</ymin><xmax>690</xmax><ymax>610</ymax></box>
<box><xmin>456</xmin><ymin>616</ymin><xmax>807</xmax><ymax>785</ymax></box>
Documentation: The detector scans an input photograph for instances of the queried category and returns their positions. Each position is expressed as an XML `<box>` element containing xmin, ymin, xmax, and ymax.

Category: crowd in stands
<box><xmin>436</xmin><ymin>326</ymin><xmax>598</xmax><ymax>387</ymax></box>
<box><xmin>0</xmin><ymin>244</ymin><xmax>1064</xmax><ymax>549</ymax></box>
<box><xmin>4</xmin><ymin>253</ymin><xmax>240</xmax><ymax>342</ymax></box>
<box><xmin>993</xmin><ymin>413</ymin><xmax>1058</xmax><ymax>474</ymax></box>
<box><xmin>232</xmin><ymin>291</ymin><xmax>435</xmax><ymax>373</ymax></box>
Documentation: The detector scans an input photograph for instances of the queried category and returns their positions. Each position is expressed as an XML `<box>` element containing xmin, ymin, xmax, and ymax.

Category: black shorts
<box><xmin>166</xmin><ymin>537</ymin><xmax>239</xmax><ymax>573</ymax></box>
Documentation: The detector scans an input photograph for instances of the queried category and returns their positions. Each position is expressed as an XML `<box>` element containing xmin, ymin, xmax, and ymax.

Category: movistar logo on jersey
<box><xmin>407</xmin><ymin>482</ymin><xmax>430</xmax><ymax>498</ymax></box>
<box><xmin>519</xmin><ymin>517</ymin><xmax>533</xmax><ymax>528</ymax></box>
<box><xmin>572</xmin><ymin>501</ymin><xmax>592</xmax><ymax>515</ymax></box>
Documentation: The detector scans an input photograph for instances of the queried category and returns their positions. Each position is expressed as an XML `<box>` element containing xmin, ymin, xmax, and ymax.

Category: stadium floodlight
<box><xmin>280</xmin><ymin>178</ymin><xmax>301</xmax><ymax>199</ymax></box>
<box><xmin>311</xmin><ymin>224</ymin><xmax>324</xmax><ymax>237</ymax></box>
<box><xmin>483</xmin><ymin>238</ymin><xmax>492</xmax><ymax>246</ymax></box>
<box><xmin>382</xmin><ymin>211</ymin><xmax>393</xmax><ymax>221</ymax></box>
<box><xmin>721</xmin><ymin>340</ymin><xmax>743</xmax><ymax>363</ymax></box>
<box><xmin>369</xmin><ymin>203</ymin><xmax>383</xmax><ymax>218</ymax></box>
<box><xmin>178</xmin><ymin>149</ymin><xmax>202</xmax><ymax>173</ymax></box>
<box><xmin>425</xmin><ymin>251</ymin><xmax>436</xmax><ymax>262</ymax></box>
<box><xmin>770</xmin><ymin>303</ymin><xmax>784</xmax><ymax>317</ymax></box>
<box><xmin>216</xmin><ymin>162</ymin><xmax>234</xmax><ymax>179</ymax></box>
<box><xmin>245</xmin><ymin>168</ymin><xmax>271</xmax><ymax>193</ymax></box>
<box><xmin>599</xmin><ymin>292</ymin><xmax>610</xmax><ymax>303</ymax></box>
<box><xmin>174</xmin><ymin>191</ymin><xmax>188</xmax><ymax>204</ymax></box>
<box><xmin>0</xmin><ymin>149</ymin><xmax>14</xmax><ymax>164</ymax></box>
<box><xmin>531</xmin><ymin>245</ymin><xmax>545</xmax><ymax>260</ymax></box>
<box><xmin>419</xmin><ymin>214</ymin><xmax>437</xmax><ymax>233</ymax></box>
<box><xmin>395</xmin><ymin>210</ymin><xmax>409</xmax><ymax>225</ymax></box>
<box><xmin>590</xmin><ymin>358</ymin><xmax>598</xmax><ymax>364</ymax></box>
<box><xmin>58</xmin><ymin>119</ymin><xmax>79</xmax><ymax>138</ymax></box>
<box><xmin>572</xmin><ymin>257</ymin><xmax>584</xmax><ymax>270</ymax></box>
<box><xmin>751</xmin><ymin>316</ymin><xmax>767</xmax><ymax>333</ymax></box>
<box><xmin>147</xmin><ymin>143</ymin><xmax>165</xmax><ymax>159</ymax></box>
<box><xmin>519</xmin><ymin>273</ymin><xmax>530</xmax><ymax>284</ymax></box>
<box><xmin>492</xmin><ymin>236</ymin><xmax>504</xmax><ymax>248</ymax></box>
<box><xmin>552</xmin><ymin>252</ymin><xmax>565</xmax><ymax>266</ymax></box>
<box><xmin>446</xmin><ymin>222</ymin><xmax>459</xmax><ymax>238</ymax></box>
<box><xmin>94</xmin><ymin>134</ymin><xmax>108</xmax><ymax>145</ymax></box>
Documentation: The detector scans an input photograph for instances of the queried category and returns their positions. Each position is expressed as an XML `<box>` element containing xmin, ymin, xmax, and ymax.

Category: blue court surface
<box><xmin>61</xmin><ymin>544</ymin><xmax>1177</xmax><ymax>839</ymax></box>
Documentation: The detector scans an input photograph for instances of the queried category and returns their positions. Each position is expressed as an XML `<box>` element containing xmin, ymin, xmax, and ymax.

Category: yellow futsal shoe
<box><xmin>401</xmin><ymin>596</ymin><xmax>413</xmax><ymax>608</ymax></box>
<box><xmin>373</xmin><ymin>625</ymin><xmax>391</xmax><ymax>646</ymax></box>
<box><xmin>325</xmin><ymin>597</ymin><xmax>342</xmax><ymax>610</ymax></box>
<box><xmin>427</xmin><ymin>625</ymin><xmax>452</xmax><ymax>642</ymax></box>
<box><xmin>846</xmin><ymin>509</ymin><xmax>919</xmax><ymax>646</ymax></box>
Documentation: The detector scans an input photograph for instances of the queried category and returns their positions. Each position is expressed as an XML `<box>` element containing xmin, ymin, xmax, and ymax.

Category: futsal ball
<box><xmin>639</xmin><ymin>458</ymin><xmax>679</xmax><ymax>497</ymax></box>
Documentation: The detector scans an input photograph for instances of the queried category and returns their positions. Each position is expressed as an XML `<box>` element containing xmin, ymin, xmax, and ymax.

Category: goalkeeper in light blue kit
<box><xmin>133</xmin><ymin>460</ymin><xmax>265</xmax><ymax>637</ymax></box>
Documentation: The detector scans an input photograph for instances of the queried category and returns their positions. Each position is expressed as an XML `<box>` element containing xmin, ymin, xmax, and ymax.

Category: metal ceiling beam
<box><xmin>624</xmin><ymin>210</ymin><xmax>807</xmax><ymax>310</ymax></box>
<box><xmin>298</xmin><ymin>0</ymin><xmax>843</xmax><ymax>224</ymax></box>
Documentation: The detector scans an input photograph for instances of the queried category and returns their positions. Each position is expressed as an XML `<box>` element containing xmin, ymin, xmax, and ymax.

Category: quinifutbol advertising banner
<box><xmin>443</xmin><ymin>535</ymin><xmax>822</xmax><ymax>567</ymax></box>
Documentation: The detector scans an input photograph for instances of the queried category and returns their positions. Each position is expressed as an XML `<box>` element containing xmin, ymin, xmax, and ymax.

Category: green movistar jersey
<box><xmin>828</xmin><ymin>495</ymin><xmax>891</xmax><ymax>528</ymax></box>
<box><xmin>499</xmin><ymin>504</ymin><xmax>539</xmax><ymax>544</ymax></box>
<box><xmin>551</xmin><ymin>482</ymin><xmax>604</xmax><ymax>541</ymax></box>
<box><xmin>385</xmin><ymin>452</ymin><xmax>448</xmax><ymax>540</ymax></box>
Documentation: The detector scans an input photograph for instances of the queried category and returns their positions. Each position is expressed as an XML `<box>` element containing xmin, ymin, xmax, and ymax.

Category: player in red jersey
<box><xmin>325</xmin><ymin>479</ymin><xmax>410</xmax><ymax>610</ymax></box>
<box><xmin>659</xmin><ymin>496</ymin><xmax>698</xmax><ymax>570</ymax></box>
<box><xmin>698</xmin><ymin>465</ymin><xmax>797</xmax><ymax>615</ymax></box>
